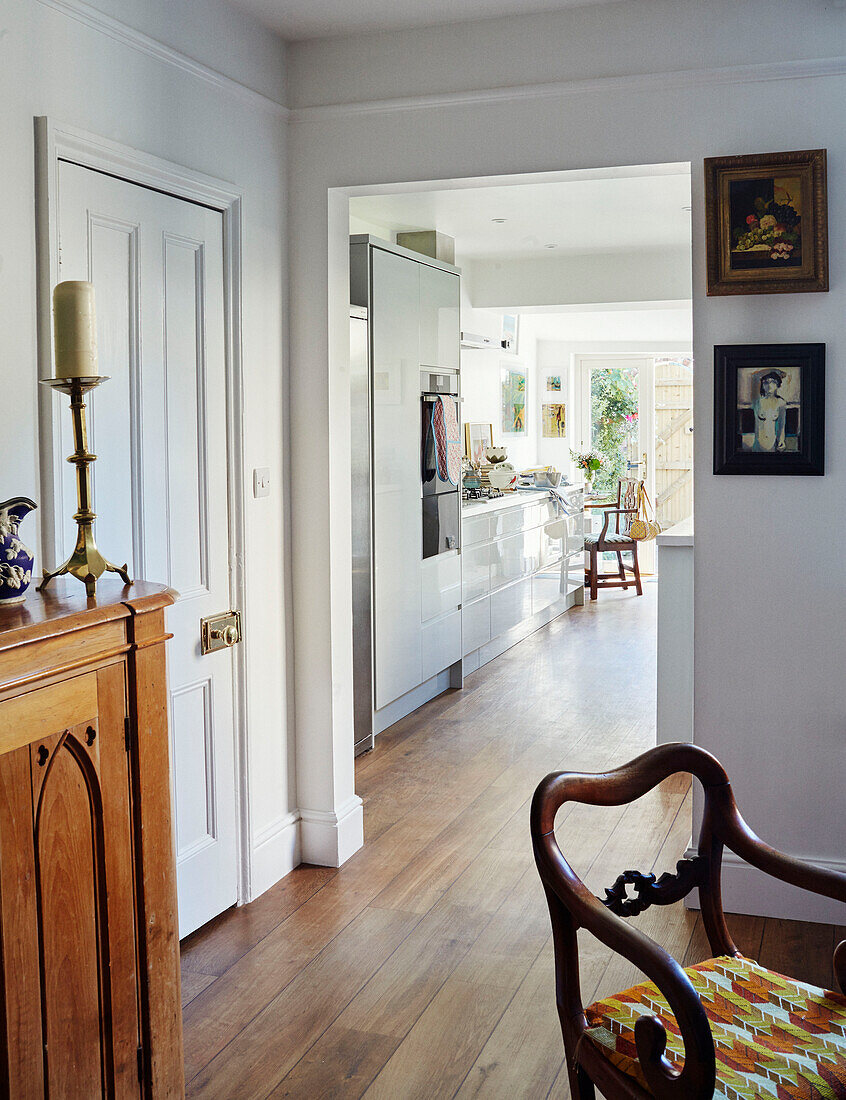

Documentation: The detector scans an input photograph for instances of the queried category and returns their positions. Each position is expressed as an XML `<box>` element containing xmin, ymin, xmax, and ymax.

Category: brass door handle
<box><xmin>201</xmin><ymin>610</ymin><xmax>242</xmax><ymax>654</ymax></box>
<box><xmin>211</xmin><ymin>625</ymin><xmax>239</xmax><ymax>647</ymax></box>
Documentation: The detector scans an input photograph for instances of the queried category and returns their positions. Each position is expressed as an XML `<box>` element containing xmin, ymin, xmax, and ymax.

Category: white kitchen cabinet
<box><xmin>533</xmin><ymin>569</ymin><xmax>563</xmax><ymax>615</ymax></box>
<box><xmin>462</xmin><ymin>597</ymin><xmax>491</xmax><ymax>656</ymax></box>
<box><xmin>490</xmin><ymin>528</ymin><xmax>541</xmax><ymax>591</ymax></box>
<box><xmin>421</xmin><ymin>551</ymin><xmax>461</xmax><ymax>623</ymax></box>
<box><xmin>462</xmin><ymin>541</ymin><xmax>491</xmax><ymax>604</ymax></box>
<box><xmin>371</xmin><ymin>247</ymin><xmax>422</xmax><ymax>709</ymax></box>
<box><xmin>462</xmin><ymin>513</ymin><xmax>491</xmax><ymax>547</ymax></box>
<box><xmin>419</xmin><ymin>263</ymin><xmax>460</xmax><ymax>371</ymax></box>
<box><xmin>491</xmin><ymin>503</ymin><xmax>542</xmax><ymax>538</ymax></box>
<box><xmin>461</xmin><ymin>489</ymin><xmax>585</xmax><ymax>673</ymax></box>
<box><xmin>540</xmin><ymin>524</ymin><xmax>564</xmax><ymax>567</ymax></box>
<box><xmin>352</xmin><ymin>235</ymin><xmax>462</xmax><ymax>725</ymax></box>
<box><xmin>490</xmin><ymin>577</ymin><xmax>534</xmax><ymax>637</ymax></box>
<box><xmin>421</xmin><ymin>609</ymin><xmax>462</xmax><ymax>683</ymax></box>
<box><xmin>492</xmin><ymin>506</ymin><xmax>527</xmax><ymax>539</ymax></box>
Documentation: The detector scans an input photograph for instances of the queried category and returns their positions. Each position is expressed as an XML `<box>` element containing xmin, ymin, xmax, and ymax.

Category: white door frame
<box><xmin>34</xmin><ymin>116</ymin><xmax>253</xmax><ymax>906</ymax></box>
<box><xmin>572</xmin><ymin>351</ymin><xmax>657</xmax><ymax>463</ymax></box>
<box><xmin>573</xmin><ymin>352</ymin><xmax>657</xmax><ymax>569</ymax></box>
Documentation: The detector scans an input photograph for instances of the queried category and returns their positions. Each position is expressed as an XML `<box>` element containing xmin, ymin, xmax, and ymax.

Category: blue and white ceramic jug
<box><xmin>0</xmin><ymin>498</ymin><xmax>37</xmax><ymax>605</ymax></box>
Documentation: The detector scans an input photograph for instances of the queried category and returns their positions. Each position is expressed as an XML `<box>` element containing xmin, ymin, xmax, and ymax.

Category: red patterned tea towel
<box><xmin>432</xmin><ymin>396</ymin><xmax>461</xmax><ymax>486</ymax></box>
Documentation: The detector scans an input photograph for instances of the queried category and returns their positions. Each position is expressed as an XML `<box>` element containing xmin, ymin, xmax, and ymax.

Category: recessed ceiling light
<box><xmin>545</xmin><ymin>243</ymin><xmax>557</xmax><ymax>249</ymax></box>
<box><xmin>682</xmin><ymin>205</ymin><xmax>692</xmax><ymax>212</ymax></box>
<box><xmin>491</xmin><ymin>218</ymin><xmax>507</xmax><ymax>223</ymax></box>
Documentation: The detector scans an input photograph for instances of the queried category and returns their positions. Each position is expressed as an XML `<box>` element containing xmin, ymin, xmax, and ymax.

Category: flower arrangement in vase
<box><xmin>571</xmin><ymin>449</ymin><xmax>602</xmax><ymax>487</ymax></box>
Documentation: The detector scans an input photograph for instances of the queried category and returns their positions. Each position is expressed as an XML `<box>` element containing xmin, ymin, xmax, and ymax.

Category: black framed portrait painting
<box><xmin>713</xmin><ymin>344</ymin><xmax>824</xmax><ymax>475</ymax></box>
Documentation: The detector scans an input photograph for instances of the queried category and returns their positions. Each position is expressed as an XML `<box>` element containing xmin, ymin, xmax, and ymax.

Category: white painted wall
<box><xmin>348</xmin><ymin>214</ymin><xmax>395</xmax><ymax>238</ymax></box>
<box><xmin>76</xmin><ymin>0</ymin><xmax>285</xmax><ymax>101</ymax></box>
<box><xmin>2</xmin><ymin>0</ymin><xmax>295</xmax><ymax>899</ymax></box>
<box><xmin>287</xmin><ymin>0</ymin><xmax>846</xmax><ymax>920</ymax></box>
<box><xmin>533</xmin><ymin>309</ymin><xmax>693</xmax><ymax>468</ymax></box>
<box><xmin>286</xmin><ymin>0</ymin><xmax>844</xmax><ymax>109</ymax></box>
<box><xmin>460</xmin><ymin>287</ymin><xmax>538</xmax><ymax>470</ymax></box>
<box><xmin>465</xmin><ymin>246</ymin><xmax>691</xmax><ymax>309</ymax></box>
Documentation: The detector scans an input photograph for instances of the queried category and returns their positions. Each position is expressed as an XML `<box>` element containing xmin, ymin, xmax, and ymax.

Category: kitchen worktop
<box><xmin>656</xmin><ymin>515</ymin><xmax>694</xmax><ymax>547</ymax></box>
<box><xmin>461</xmin><ymin>485</ymin><xmax>579</xmax><ymax>518</ymax></box>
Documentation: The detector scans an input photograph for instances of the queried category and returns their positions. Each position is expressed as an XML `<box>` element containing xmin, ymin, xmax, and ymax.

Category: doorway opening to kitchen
<box><xmin>340</xmin><ymin>160</ymin><xmax>695</xmax><ymax>782</ymax></box>
<box><xmin>573</xmin><ymin>352</ymin><xmax>694</xmax><ymax>575</ymax></box>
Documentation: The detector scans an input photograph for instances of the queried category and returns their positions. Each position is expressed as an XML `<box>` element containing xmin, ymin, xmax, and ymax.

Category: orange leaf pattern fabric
<box><xmin>583</xmin><ymin>955</ymin><xmax>846</xmax><ymax>1098</ymax></box>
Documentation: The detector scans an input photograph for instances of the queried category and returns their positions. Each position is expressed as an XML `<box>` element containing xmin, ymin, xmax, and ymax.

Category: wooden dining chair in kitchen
<box><xmin>531</xmin><ymin>742</ymin><xmax>846</xmax><ymax>1100</ymax></box>
<box><xmin>583</xmin><ymin>477</ymin><xmax>643</xmax><ymax>599</ymax></box>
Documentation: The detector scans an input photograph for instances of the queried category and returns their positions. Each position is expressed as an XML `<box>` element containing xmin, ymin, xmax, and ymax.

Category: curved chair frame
<box><xmin>530</xmin><ymin>742</ymin><xmax>846</xmax><ymax>1100</ymax></box>
<box><xmin>584</xmin><ymin>479</ymin><xmax>643</xmax><ymax>599</ymax></box>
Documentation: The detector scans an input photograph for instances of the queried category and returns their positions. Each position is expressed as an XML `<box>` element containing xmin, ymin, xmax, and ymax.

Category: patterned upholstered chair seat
<box><xmin>584</xmin><ymin>955</ymin><xmax>846</xmax><ymax>1099</ymax></box>
<box><xmin>584</xmin><ymin>531</ymin><xmax>634</xmax><ymax>546</ymax></box>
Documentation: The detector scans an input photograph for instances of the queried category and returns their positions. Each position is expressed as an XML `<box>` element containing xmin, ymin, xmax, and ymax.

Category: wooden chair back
<box><xmin>531</xmin><ymin>742</ymin><xmax>846</xmax><ymax>1100</ymax></box>
<box><xmin>616</xmin><ymin>478</ymin><xmax>641</xmax><ymax>534</ymax></box>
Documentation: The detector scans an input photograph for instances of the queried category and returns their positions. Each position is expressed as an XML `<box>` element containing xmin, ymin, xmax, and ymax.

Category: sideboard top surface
<box><xmin>0</xmin><ymin>579</ymin><xmax>176</xmax><ymax>653</ymax></box>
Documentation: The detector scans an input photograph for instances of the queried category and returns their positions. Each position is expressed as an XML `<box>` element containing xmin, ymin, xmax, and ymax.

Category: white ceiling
<box><xmin>524</xmin><ymin>307</ymin><xmax>691</xmax><ymax>343</ymax></box>
<box><xmin>226</xmin><ymin>0</ymin><xmax>615</xmax><ymax>41</ymax></box>
<box><xmin>350</xmin><ymin>165</ymin><xmax>692</xmax><ymax>261</ymax></box>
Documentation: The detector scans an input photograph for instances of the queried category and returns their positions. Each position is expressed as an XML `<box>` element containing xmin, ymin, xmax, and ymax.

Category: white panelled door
<box><xmin>57</xmin><ymin>162</ymin><xmax>238</xmax><ymax>937</ymax></box>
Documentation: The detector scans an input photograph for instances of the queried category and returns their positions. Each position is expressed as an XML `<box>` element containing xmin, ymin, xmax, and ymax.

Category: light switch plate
<box><xmin>253</xmin><ymin>467</ymin><xmax>271</xmax><ymax>498</ymax></box>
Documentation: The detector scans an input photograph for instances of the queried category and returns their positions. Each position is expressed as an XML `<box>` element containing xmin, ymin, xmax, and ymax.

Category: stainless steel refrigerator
<box><xmin>350</xmin><ymin>306</ymin><xmax>375</xmax><ymax>756</ymax></box>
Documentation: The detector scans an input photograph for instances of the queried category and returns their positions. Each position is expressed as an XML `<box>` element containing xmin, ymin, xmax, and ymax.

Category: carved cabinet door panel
<box><xmin>23</xmin><ymin>666</ymin><xmax>140</xmax><ymax>1099</ymax></box>
<box><xmin>0</xmin><ymin>746</ymin><xmax>43</xmax><ymax>1098</ymax></box>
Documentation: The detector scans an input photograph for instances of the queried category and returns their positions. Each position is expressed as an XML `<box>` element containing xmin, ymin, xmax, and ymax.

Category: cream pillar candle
<box><xmin>53</xmin><ymin>281</ymin><xmax>98</xmax><ymax>378</ymax></box>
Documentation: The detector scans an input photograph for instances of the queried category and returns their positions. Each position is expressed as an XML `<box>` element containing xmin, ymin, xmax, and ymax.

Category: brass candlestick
<box><xmin>38</xmin><ymin>376</ymin><xmax>132</xmax><ymax>598</ymax></box>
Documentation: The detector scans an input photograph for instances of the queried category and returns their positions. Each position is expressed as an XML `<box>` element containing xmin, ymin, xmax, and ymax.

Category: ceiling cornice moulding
<box><xmin>36</xmin><ymin>0</ymin><xmax>289</xmax><ymax>118</ymax></box>
<box><xmin>289</xmin><ymin>55</ymin><xmax>846</xmax><ymax>124</ymax></box>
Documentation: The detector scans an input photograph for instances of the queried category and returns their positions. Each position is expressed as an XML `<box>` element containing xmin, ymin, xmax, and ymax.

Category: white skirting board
<box><xmin>247</xmin><ymin>796</ymin><xmax>365</xmax><ymax>900</ymax></box>
<box><xmin>373</xmin><ymin>667</ymin><xmax>455</xmax><ymax>736</ymax></box>
<box><xmin>300</xmin><ymin>795</ymin><xmax>365</xmax><ymax>868</ymax></box>
<box><xmin>249</xmin><ymin>811</ymin><xmax>301</xmax><ymax>901</ymax></box>
<box><xmin>684</xmin><ymin>846</ymin><xmax>846</xmax><ymax>925</ymax></box>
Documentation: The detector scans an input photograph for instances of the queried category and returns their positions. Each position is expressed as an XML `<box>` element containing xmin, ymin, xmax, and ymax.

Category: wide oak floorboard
<box><xmin>182</xmin><ymin>586</ymin><xmax>841</xmax><ymax>1098</ymax></box>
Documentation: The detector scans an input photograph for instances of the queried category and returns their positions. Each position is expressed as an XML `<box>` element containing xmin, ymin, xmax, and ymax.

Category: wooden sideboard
<box><xmin>0</xmin><ymin>579</ymin><xmax>183</xmax><ymax>1098</ymax></box>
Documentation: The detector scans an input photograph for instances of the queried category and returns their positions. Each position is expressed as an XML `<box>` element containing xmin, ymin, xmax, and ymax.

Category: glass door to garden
<box><xmin>577</xmin><ymin>357</ymin><xmax>655</xmax><ymax>572</ymax></box>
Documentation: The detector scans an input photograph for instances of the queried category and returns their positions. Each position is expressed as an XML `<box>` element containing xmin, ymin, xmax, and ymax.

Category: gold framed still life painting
<box><xmin>704</xmin><ymin>149</ymin><xmax>828</xmax><ymax>296</ymax></box>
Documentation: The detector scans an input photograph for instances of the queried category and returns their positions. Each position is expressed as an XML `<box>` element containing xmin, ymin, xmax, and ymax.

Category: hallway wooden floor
<box><xmin>181</xmin><ymin>586</ymin><xmax>843</xmax><ymax>1098</ymax></box>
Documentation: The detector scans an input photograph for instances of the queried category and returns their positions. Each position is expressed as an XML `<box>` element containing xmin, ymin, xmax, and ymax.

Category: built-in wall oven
<box><xmin>421</xmin><ymin>370</ymin><xmax>461</xmax><ymax>560</ymax></box>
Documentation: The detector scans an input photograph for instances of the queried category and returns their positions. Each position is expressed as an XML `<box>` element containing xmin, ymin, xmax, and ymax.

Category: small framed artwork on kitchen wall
<box><xmin>542</xmin><ymin>404</ymin><xmax>566</xmax><ymax>437</ymax></box>
<box><xmin>501</xmin><ymin>365</ymin><xmax>527</xmax><ymax>434</ymax></box>
<box><xmin>501</xmin><ymin>315</ymin><xmax>519</xmax><ymax>354</ymax></box>
<box><xmin>713</xmin><ymin>343</ymin><xmax>824</xmax><ymax>475</ymax></box>
<box><xmin>704</xmin><ymin>149</ymin><xmax>828</xmax><ymax>295</ymax></box>
<box><xmin>465</xmin><ymin>422</ymin><xmax>494</xmax><ymax>464</ymax></box>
